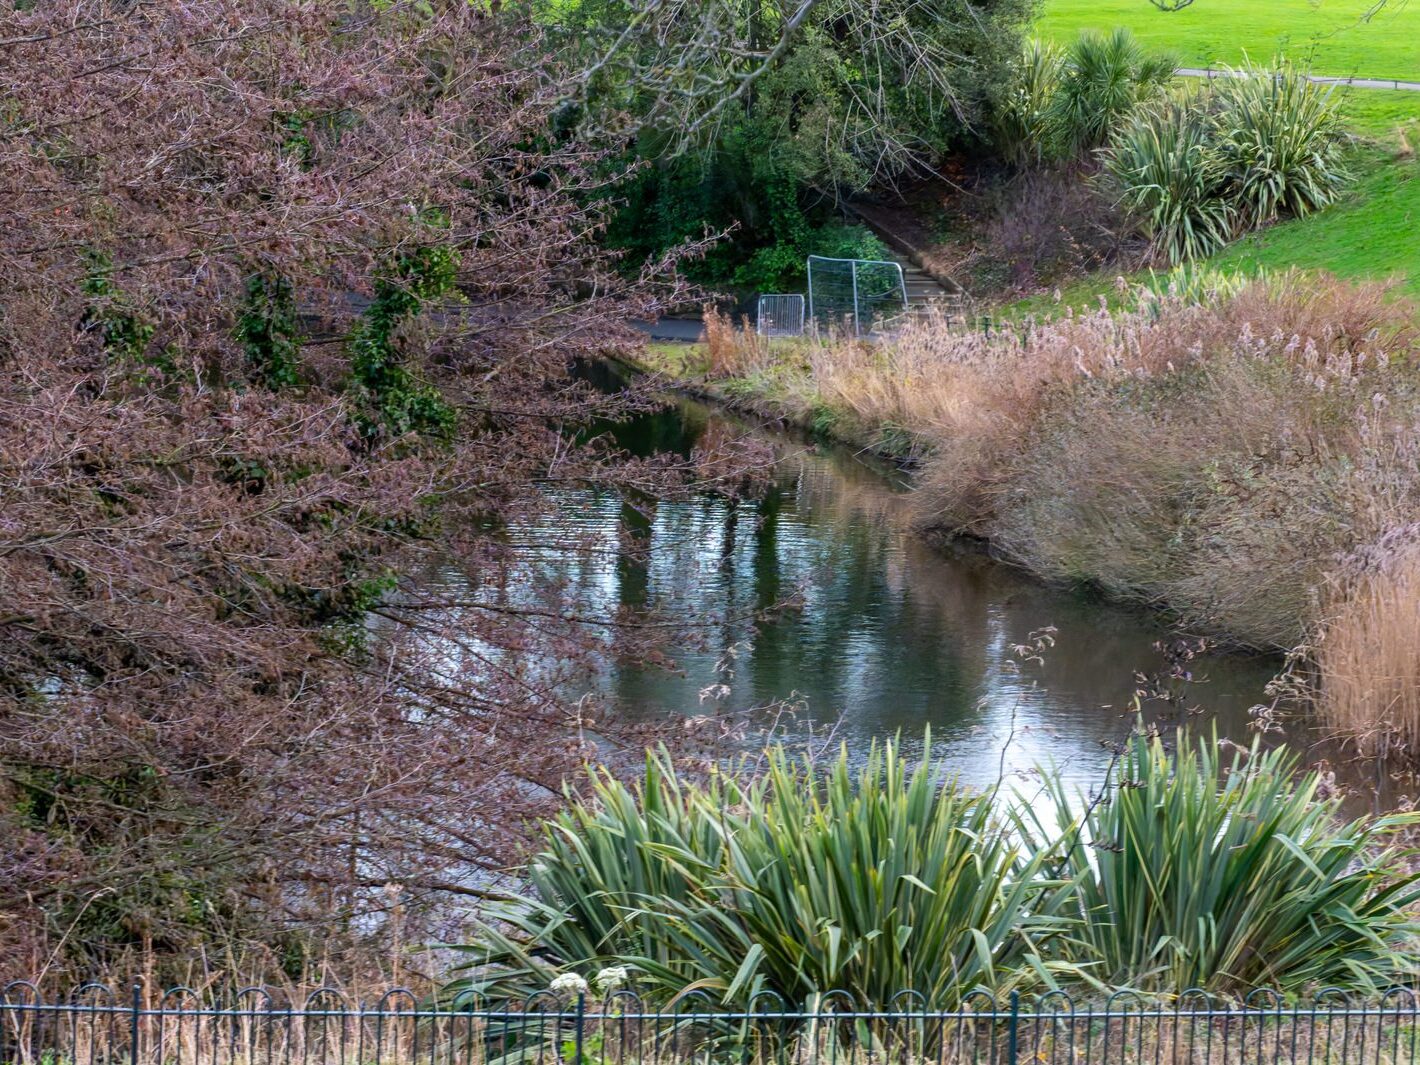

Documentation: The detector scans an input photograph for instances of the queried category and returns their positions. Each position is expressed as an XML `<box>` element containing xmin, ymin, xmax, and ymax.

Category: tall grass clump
<box><xmin>1315</xmin><ymin>529</ymin><xmax>1420</xmax><ymax>760</ymax></box>
<box><xmin>892</xmin><ymin>276</ymin><xmax>1420</xmax><ymax>650</ymax></box>
<box><xmin>1020</xmin><ymin>726</ymin><xmax>1420</xmax><ymax>994</ymax></box>
<box><xmin>1103</xmin><ymin>67</ymin><xmax>1348</xmax><ymax>262</ymax></box>
<box><xmin>703</xmin><ymin>306</ymin><xmax>769</xmax><ymax>377</ymax></box>
<box><xmin>1105</xmin><ymin>99</ymin><xmax>1234</xmax><ymax>263</ymax></box>
<box><xmin>447</xmin><ymin>726</ymin><xmax>1420</xmax><ymax>1006</ymax></box>
<box><xmin>447</xmin><ymin>739</ymin><xmax>1066</xmax><ymax>1008</ymax></box>
<box><xmin>1135</xmin><ymin>263</ymin><xmax>1263</xmax><ymax>309</ymax></box>
<box><xmin>995</xmin><ymin>30</ymin><xmax>1172</xmax><ymax>165</ymax></box>
<box><xmin>1210</xmin><ymin>66</ymin><xmax>1348</xmax><ymax>226</ymax></box>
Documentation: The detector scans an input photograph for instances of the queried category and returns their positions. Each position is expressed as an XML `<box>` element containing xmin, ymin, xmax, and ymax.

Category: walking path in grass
<box><xmin>1178</xmin><ymin>67</ymin><xmax>1420</xmax><ymax>91</ymax></box>
<box><xmin>1040</xmin><ymin>0</ymin><xmax>1420</xmax><ymax>83</ymax></box>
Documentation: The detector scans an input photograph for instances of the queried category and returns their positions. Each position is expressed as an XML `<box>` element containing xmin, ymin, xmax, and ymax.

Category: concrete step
<box><xmin>879</xmin><ymin>249</ymin><xmax>962</xmax><ymax>306</ymax></box>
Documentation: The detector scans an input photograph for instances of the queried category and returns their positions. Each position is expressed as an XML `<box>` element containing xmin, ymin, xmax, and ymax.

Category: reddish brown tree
<box><xmin>0</xmin><ymin>0</ymin><xmax>722</xmax><ymax>984</ymax></box>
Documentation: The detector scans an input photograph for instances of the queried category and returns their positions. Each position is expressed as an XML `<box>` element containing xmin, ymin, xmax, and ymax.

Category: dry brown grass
<box><xmin>695</xmin><ymin>274</ymin><xmax>1420</xmax><ymax>756</ymax></box>
<box><xmin>1315</xmin><ymin>529</ymin><xmax>1420</xmax><ymax>759</ymax></box>
<box><xmin>885</xmin><ymin>277</ymin><xmax>1420</xmax><ymax>641</ymax></box>
<box><xmin>703</xmin><ymin>306</ymin><xmax>770</xmax><ymax>377</ymax></box>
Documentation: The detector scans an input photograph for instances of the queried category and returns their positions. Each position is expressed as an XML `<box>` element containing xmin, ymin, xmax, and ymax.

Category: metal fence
<box><xmin>805</xmin><ymin>256</ymin><xmax>908</xmax><ymax>337</ymax></box>
<box><xmin>6</xmin><ymin>985</ymin><xmax>1420</xmax><ymax>1065</ymax></box>
<box><xmin>755</xmin><ymin>294</ymin><xmax>806</xmax><ymax>338</ymax></box>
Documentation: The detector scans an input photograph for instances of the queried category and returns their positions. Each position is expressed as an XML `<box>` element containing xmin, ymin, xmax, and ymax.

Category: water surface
<box><xmin>521</xmin><ymin>383</ymin><xmax>1289</xmax><ymax>794</ymax></box>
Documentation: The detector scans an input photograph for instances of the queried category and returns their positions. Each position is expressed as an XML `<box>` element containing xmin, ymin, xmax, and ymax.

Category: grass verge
<box><xmin>1037</xmin><ymin>0</ymin><xmax>1420</xmax><ymax>81</ymax></box>
<box><xmin>1000</xmin><ymin>87</ymin><xmax>1420</xmax><ymax>320</ymax></box>
<box><xmin>1210</xmin><ymin>145</ymin><xmax>1420</xmax><ymax>287</ymax></box>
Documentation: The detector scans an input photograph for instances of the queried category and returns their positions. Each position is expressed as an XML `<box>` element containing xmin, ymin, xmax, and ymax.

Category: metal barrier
<box><xmin>805</xmin><ymin>256</ymin><xmax>908</xmax><ymax>337</ymax></box>
<box><xmin>5</xmin><ymin>984</ymin><xmax>1420</xmax><ymax>1065</ymax></box>
<box><xmin>755</xmin><ymin>294</ymin><xmax>805</xmax><ymax>338</ymax></box>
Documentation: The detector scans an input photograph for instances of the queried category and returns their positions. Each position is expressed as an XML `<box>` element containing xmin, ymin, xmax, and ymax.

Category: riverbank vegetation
<box><xmin>1102</xmin><ymin>67</ymin><xmax>1349</xmax><ymax>263</ymax></box>
<box><xmin>449</xmin><ymin>729</ymin><xmax>1420</xmax><ymax>1006</ymax></box>
<box><xmin>550</xmin><ymin>0</ymin><xmax>1034</xmax><ymax>295</ymax></box>
<box><xmin>5</xmin><ymin>0</ymin><xmax>1420</xmax><ymax>999</ymax></box>
<box><xmin>637</xmin><ymin>274</ymin><xmax>1420</xmax><ymax>756</ymax></box>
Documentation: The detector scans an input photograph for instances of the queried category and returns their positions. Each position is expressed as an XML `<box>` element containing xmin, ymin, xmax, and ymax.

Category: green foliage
<box><xmin>315</xmin><ymin>568</ymin><xmax>400</xmax><ymax>656</ymax></box>
<box><xmin>809</xmin><ymin>401</ymin><xmax>841</xmax><ymax>437</ymax></box>
<box><xmin>274</xmin><ymin>94</ymin><xmax>359</xmax><ymax>169</ymax></box>
<box><xmin>283</xmin><ymin>566</ymin><xmax>399</xmax><ymax>629</ymax></box>
<box><xmin>1018</xmin><ymin>727</ymin><xmax>1420</xmax><ymax>994</ymax></box>
<box><xmin>735</xmin><ymin>221</ymin><xmax>889</xmax><ymax>293</ymax></box>
<box><xmin>1134</xmin><ymin>262</ymin><xmax>1263</xmax><ymax>310</ymax></box>
<box><xmin>277</xmin><ymin>110</ymin><xmax>316</xmax><ymax>168</ymax></box>
<box><xmin>349</xmin><ymin>244</ymin><xmax>459</xmax><ymax>440</ymax></box>
<box><xmin>1105</xmin><ymin>99</ymin><xmax>1235</xmax><ymax>263</ymax></box>
<box><xmin>1209</xmin><ymin>68</ymin><xmax>1349</xmax><ymax>226</ymax></box>
<box><xmin>581</xmin><ymin>0</ymin><xmax>1034</xmax><ymax>291</ymax></box>
<box><xmin>448</xmin><ymin>737</ymin><xmax>1067</xmax><ymax>1009</ymax></box>
<box><xmin>80</xmin><ymin>250</ymin><xmax>159</xmax><ymax>367</ymax></box>
<box><xmin>1103</xmin><ymin>68</ymin><xmax>1349</xmax><ymax>263</ymax></box>
<box><xmin>992</xmin><ymin>30</ymin><xmax>1173</xmax><ymax>164</ymax></box>
<box><xmin>235</xmin><ymin>271</ymin><xmax>302</xmax><ymax>390</ymax></box>
<box><xmin>995</xmin><ymin>39</ymin><xmax>1067</xmax><ymax>167</ymax></box>
<box><xmin>609</xmin><ymin>151</ymin><xmax>888</xmax><ymax>293</ymax></box>
<box><xmin>1048</xmin><ymin>29</ymin><xmax>1176</xmax><ymax>156</ymax></box>
<box><xmin>1210</xmin><ymin>145</ymin><xmax>1420</xmax><ymax>297</ymax></box>
<box><xmin>450</xmin><ymin>725</ymin><xmax>1420</xmax><ymax>1004</ymax></box>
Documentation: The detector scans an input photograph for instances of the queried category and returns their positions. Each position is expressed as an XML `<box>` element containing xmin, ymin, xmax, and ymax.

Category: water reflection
<box><xmin>512</xmin><ymin>388</ymin><xmax>1287</xmax><ymax>793</ymax></box>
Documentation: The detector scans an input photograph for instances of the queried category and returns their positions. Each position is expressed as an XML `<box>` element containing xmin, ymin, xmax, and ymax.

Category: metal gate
<box><xmin>806</xmin><ymin>255</ymin><xmax>908</xmax><ymax>337</ymax></box>
<box><xmin>755</xmin><ymin>293</ymin><xmax>806</xmax><ymax>337</ymax></box>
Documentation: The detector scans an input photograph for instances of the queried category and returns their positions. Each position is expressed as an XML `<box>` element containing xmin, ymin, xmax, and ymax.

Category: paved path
<box><xmin>1177</xmin><ymin>66</ymin><xmax>1420</xmax><ymax>91</ymax></box>
<box><xmin>629</xmin><ymin>317</ymin><xmax>705</xmax><ymax>342</ymax></box>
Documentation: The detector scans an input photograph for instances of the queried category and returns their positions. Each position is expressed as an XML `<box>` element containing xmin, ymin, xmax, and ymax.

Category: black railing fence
<box><xmin>4</xmin><ymin>985</ymin><xmax>1420</xmax><ymax>1065</ymax></box>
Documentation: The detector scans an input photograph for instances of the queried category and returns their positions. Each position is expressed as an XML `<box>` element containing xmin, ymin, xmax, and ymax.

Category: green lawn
<box><xmin>1338</xmin><ymin>86</ymin><xmax>1420</xmax><ymax>139</ymax></box>
<box><xmin>1004</xmin><ymin>148</ymin><xmax>1420</xmax><ymax>319</ymax></box>
<box><xmin>1210</xmin><ymin>147</ymin><xmax>1420</xmax><ymax>292</ymax></box>
<box><xmin>1038</xmin><ymin>0</ymin><xmax>1420</xmax><ymax>81</ymax></box>
<box><xmin>999</xmin><ymin>85</ymin><xmax>1420</xmax><ymax>318</ymax></box>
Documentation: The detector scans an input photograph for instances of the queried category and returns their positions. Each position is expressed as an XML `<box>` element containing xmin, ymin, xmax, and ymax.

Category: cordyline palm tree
<box><xmin>1050</xmin><ymin>28</ymin><xmax>1176</xmax><ymax>156</ymax></box>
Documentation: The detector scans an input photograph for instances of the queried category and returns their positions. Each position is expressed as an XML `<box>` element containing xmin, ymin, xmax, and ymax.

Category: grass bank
<box><xmin>638</xmin><ymin>277</ymin><xmax>1420</xmax><ymax>756</ymax></box>
<box><xmin>1003</xmin><ymin>90</ymin><xmax>1420</xmax><ymax>320</ymax></box>
<box><xmin>634</xmin><ymin>327</ymin><xmax>920</xmax><ymax>462</ymax></box>
<box><xmin>1211</xmin><ymin>145</ymin><xmax>1420</xmax><ymax>290</ymax></box>
<box><xmin>1038</xmin><ymin>0</ymin><xmax>1420</xmax><ymax>80</ymax></box>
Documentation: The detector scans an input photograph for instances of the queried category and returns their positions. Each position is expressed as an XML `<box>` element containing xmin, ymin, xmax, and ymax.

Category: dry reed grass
<box><xmin>1315</xmin><ymin>529</ymin><xmax>1420</xmax><ymax>759</ymax></box>
<box><xmin>703</xmin><ymin>306</ymin><xmax>770</xmax><ymax>377</ymax></box>
<box><xmin>687</xmin><ymin>275</ymin><xmax>1420</xmax><ymax>756</ymax></box>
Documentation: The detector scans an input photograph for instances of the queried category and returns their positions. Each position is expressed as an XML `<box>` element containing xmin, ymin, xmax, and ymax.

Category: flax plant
<box><xmin>1211</xmin><ymin>65</ymin><xmax>1348</xmax><ymax>227</ymax></box>
<box><xmin>995</xmin><ymin>38</ymin><xmax>1067</xmax><ymax>167</ymax></box>
<box><xmin>1105</xmin><ymin>99</ymin><xmax>1235</xmax><ymax>263</ymax></box>
<box><xmin>1103</xmin><ymin>66</ymin><xmax>1348</xmax><ymax>263</ymax></box>
<box><xmin>447</xmin><ymin>739</ymin><xmax>1069</xmax><ymax>1008</ymax></box>
<box><xmin>1019</xmin><ymin>726</ymin><xmax>1420</xmax><ymax>995</ymax></box>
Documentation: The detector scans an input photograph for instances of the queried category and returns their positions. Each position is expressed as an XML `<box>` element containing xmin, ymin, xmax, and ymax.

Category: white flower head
<box><xmin>549</xmin><ymin>972</ymin><xmax>589</xmax><ymax>998</ymax></box>
<box><xmin>594</xmin><ymin>966</ymin><xmax>629</xmax><ymax>996</ymax></box>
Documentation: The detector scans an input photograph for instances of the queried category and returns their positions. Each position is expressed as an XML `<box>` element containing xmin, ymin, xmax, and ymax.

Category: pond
<box><xmin>500</xmin><ymin>367</ymin><xmax>1299</xmax><ymax>796</ymax></box>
